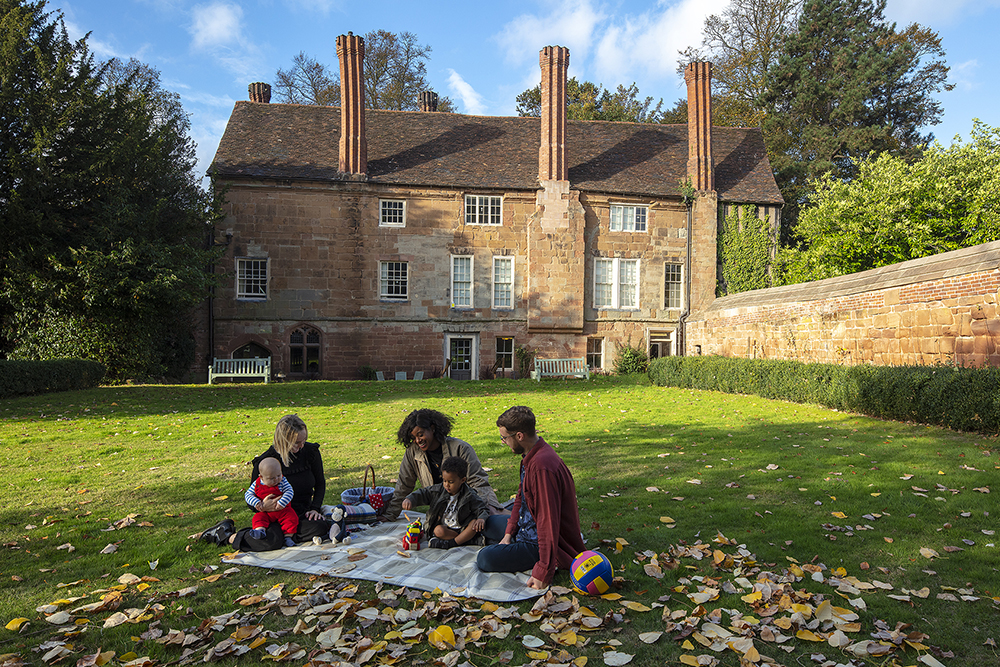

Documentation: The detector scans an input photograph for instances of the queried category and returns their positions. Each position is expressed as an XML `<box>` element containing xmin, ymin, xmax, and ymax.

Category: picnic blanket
<box><xmin>222</xmin><ymin>514</ymin><xmax>542</xmax><ymax>603</ymax></box>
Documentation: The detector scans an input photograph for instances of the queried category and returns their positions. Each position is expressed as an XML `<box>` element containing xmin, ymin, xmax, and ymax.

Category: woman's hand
<box><xmin>304</xmin><ymin>509</ymin><xmax>323</xmax><ymax>521</ymax></box>
<box><xmin>499</xmin><ymin>533</ymin><xmax>513</xmax><ymax>545</ymax></box>
<box><xmin>401</xmin><ymin>499</ymin><xmax>413</xmax><ymax>510</ymax></box>
<box><xmin>259</xmin><ymin>494</ymin><xmax>281</xmax><ymax>513</ymax></box>
<box><xmin>526</xmin><ymin>576</ymin><xmax>546</xmax><ymax>590</ymax></box>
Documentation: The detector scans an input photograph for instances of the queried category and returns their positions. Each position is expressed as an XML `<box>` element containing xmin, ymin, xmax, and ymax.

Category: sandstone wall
<box><xmin>686</xmin><ymin>241</ymin><xmax>1000</xmax><ymax>367</ymax></box>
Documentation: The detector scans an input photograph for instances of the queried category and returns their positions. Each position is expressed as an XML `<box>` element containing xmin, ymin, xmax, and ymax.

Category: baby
<box><xmin>402</xmin><ymin>456</ymin><xmax>488</xmax><ymax>548</ymax></box>
<box><xmin>244</xmin><ymin>457</ymin><xmax>298</xmax><ymax>547</ymax></box>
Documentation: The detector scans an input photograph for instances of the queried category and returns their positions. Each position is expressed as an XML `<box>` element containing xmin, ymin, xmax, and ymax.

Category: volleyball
<box><xmin>570</xmin><ymin>550</ymin><xmax>613</xmax><ymax>595</ymax></box>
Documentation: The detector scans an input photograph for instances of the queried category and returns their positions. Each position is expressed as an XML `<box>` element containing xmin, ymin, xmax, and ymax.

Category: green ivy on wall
<box><xmin>718</xmin><ymin>204</ymin><xmax>772</xmax><ymax>296</ymax></box>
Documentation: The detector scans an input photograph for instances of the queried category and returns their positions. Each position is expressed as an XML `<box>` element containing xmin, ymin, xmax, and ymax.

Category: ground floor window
<box><xmin>290</xmin><ymin>326</ymin><xmax>321</xmax><ymax>374</ymax></box>
<box><xmin>648</xmin><ymin>330</ymin><xmax>675</xmax><ymax>359</ymax></box>
<box><xmin>587</xmin><ymin>338</ymin><xmax>603</xmax><ymax>369</ymax></box>
<box><xmin>233</xmin><ymin>342</ymin><xmax>270</xmax><ymax>360</ymax></box>
<box><xmin>495</xmin><ymin>337</ymin><xmax>514</xmax><ymax>373</ymax></box>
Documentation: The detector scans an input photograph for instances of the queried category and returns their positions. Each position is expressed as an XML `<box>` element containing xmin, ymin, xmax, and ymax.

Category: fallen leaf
<box><xmin>603</xmin><ymin>651</ymin><xmax>633</xmax><ymax>665</ymax></box>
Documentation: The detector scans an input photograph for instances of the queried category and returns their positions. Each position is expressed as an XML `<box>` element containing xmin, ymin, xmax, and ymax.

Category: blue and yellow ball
<box><xmin>570</xmin><ymin>550</ymin><xmax>613</xmax><ymax>595</ymax></box>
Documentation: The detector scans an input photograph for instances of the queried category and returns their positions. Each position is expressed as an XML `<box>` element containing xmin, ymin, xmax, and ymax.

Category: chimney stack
<box><xmin>337</xmin><ymin>32</ymin><xmax>367</xmax><ymax>176</ymax></box>
<box><xmin>248</xmin><ymin>82</ymin><xmax>271</xmax><ymax>103</ymax></box>
<box><xmin>684</xmin><ymin>62</ymin><xmax>713</xmax><ymax>192</ymax></box>
<box><xmin>419</xmin><ymin>91</ymin><xmax>438</xmax><ymax>112</ymax></box>
<box><xmin>538</xmin><ymin>46</ymin><xmax>569</xmax><ymax>182</ymax></box>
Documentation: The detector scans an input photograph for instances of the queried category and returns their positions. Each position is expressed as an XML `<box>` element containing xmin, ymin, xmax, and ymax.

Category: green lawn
<box><xmin>0</xmin><ymin>376</ymin><xmax>997</xmax><ymax>666</ymax></box>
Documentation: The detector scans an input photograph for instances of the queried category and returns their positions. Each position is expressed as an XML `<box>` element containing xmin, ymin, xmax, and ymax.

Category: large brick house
<box><xmin>204</xmin><ymin>35</ymin><xmax>782</xmax><ymax>380</ymax></box>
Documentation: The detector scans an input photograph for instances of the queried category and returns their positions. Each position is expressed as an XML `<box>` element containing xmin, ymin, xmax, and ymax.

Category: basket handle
<box><xmin>362</xmin><ymin>464</ymin><xmax>374</xmax><ymax>499</ymax></box>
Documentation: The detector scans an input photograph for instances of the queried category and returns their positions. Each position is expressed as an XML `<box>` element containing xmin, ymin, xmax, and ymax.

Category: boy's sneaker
<box><xmin>200</xmin><ymin>519</ymin><xmax>236</xmax><ymax>546</ymax></box>
<box><xmin>429</xmin><ymin>537</ymin><xmax>457</xmax><ymax>549</ymax></box>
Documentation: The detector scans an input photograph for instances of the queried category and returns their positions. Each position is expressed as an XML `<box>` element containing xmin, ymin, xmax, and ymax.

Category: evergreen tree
<box><xmin>760</xmin><ymin>0</ymin><xmax>949</xmax><ymax>236</ymax></box>
<box><xmin>0</xmin><ymin>0</ymin><xmax>220</xmax><ymax>381</ymax></box>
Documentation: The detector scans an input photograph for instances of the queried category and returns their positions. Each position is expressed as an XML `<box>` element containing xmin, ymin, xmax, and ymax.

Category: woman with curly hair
<box><xmin>383</xmin><ymin>409</ymin><xmax>502</xmax><ymax>522</ymax></box>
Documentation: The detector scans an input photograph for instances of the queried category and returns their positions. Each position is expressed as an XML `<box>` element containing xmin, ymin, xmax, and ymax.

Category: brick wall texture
<box><xmin>687</xmin><ymin>241</ymin><xmax>1000</xmax><ymax>367</ymax></box>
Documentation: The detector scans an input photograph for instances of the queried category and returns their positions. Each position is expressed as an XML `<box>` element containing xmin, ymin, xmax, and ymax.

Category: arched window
<box><xmin>290</xmin><ymin>326</ymin><xmax>321</xmax><ymax>375</ymax></box>
<box><xmin>233</xmin><ymin>342</ymin><xmax>271</xmax><ymax>360</ymax></box>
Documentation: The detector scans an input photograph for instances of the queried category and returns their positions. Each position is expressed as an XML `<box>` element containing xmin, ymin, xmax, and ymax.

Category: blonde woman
<box><xmin>227</xmin><ymin>414</ymin><xmax>332</xmax><ymax>551</ymax></box>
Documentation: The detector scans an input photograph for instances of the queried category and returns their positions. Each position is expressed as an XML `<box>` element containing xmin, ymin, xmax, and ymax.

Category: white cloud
<box><xmin>950</xmin><ymin>59</ymin><xmax>979</xmax><ymax>92</ymax></box>
<box><xmin>189</xmin><ymin>2</ymin><xmax>244</xmax><ymax>51</ymax></box>
<box><xmin>447</xmin><ymin>70</ymin><xmax>488</xmax><ymax>115</ymax></box>
<box><xmin>495</xmin><ymin>0</ymin><xmax>607</xmax><ymax>68</ymax></box>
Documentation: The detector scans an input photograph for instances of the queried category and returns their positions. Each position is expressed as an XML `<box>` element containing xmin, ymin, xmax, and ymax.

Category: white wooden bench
<box><xmin>532</xmin><ymin>358</ymin><xmax>590</xmax><ymax>381</ymax></box>
<box><xmin>208</xmin><ymin>357</ymin><xmax>271</xmax><ymax>384</ymax></box>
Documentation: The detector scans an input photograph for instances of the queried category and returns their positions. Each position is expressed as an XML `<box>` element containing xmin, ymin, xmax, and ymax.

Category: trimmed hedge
<box><xmin>0</xmin><ymin>359</ymin><xmax>106</xmax><ymax>398</ymax></box>
<box><xmin>648</xmin><ymin>356</ymin><xmax>1000</xmax><ymax>434</ymax></box>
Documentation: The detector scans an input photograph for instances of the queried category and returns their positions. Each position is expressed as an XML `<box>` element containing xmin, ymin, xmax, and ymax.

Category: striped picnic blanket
<box><xmin>221</xmin><ymin>514</ymin><xmax>541</xmax><ymax>603</ymax></box>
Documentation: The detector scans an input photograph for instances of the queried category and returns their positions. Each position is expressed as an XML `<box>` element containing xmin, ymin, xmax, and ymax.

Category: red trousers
<box><xmin>252</xmin><ymin>505</ymin><xmax>299</xmax><ymax>535</ymax></box>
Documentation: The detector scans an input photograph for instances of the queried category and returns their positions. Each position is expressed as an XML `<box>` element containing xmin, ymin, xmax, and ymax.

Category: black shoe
<box><xmin>201</xmin><ymin>519</ymin><xmax>236</xmax><ymax>545</ymax></box>
<box><xmin>468</xmin><ymin>534</ymin><xmax>486</xmax><ymax>547</ymax></box>
<box><xmin>429</xmin><ymin>537</ymin><xmax>457</xmax><ymax>549</ymax></box>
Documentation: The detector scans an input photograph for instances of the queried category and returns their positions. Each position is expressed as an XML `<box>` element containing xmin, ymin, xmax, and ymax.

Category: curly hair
<box><xmin>396</xmin><ymin>409</ymin><xmax>453</xmax><ymax>446</ymax></box>
<box><xmin>441</xmin><ymin>455</ymin><xmax>468</xmax><ymax>479</ymax></box>
<box><xmin>273</xmin><ymin>414</ymin><xmax>307</xmax><ymax>466</ymax></box>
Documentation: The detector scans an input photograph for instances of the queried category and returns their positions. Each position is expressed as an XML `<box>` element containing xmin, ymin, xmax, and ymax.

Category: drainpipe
<box><xmin>679</xmin><ymin>197</ymin><xmax>693</xmax><ymax>356</ymax></box>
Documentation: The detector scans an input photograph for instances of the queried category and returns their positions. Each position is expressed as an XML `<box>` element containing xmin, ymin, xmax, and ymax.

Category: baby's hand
<box><xmin>470</xmin><ymin>518</ymin><xmax>485</xmax><ymax>532</ymax></box>
<box><xmin>401</xmin><ymin>499</ymin><xmax>413</xmax><ymax>510</ymax></box>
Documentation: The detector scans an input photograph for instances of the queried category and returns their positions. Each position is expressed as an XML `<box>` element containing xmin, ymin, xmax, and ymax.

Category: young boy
<box><xmin>244</xmin><ymin>457</ymin><xmax>299</xmax><ymax>547</ymax></box>
<box><xmin>402</xmin><ymin>456</ymin><xmax>489</xmax><ymax>548</ymax></box>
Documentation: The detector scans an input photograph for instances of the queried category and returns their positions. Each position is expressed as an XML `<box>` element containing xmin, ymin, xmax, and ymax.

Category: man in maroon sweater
<box><xmin>476</xmin><ymin>406</ymin><xmax>584</xmax><ymax>589</ymax></box>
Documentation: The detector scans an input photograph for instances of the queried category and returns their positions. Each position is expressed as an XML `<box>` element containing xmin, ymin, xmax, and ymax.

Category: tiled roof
<box><xmin>211</xmin><ymin>102</ymin><xmax>783</xmax><ymax>204</ymax></box>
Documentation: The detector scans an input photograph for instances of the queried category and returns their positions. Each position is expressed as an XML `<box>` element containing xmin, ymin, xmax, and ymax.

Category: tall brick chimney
<box><xmin>337</xmin><ymin>32</ymin><xmax>367</xmax><ymax>176</ymax></box>
<box><xmin>248</xmin><ymin>82</ymin><xmax>271</xmax><ymax>103</ymax></box>
<box><xmin>538</xmin><ymin>45</ymin><xmax>569</xmax><ymax>182</ymax></box>
<box><xmin>684</xmin><ymin>62</ymin><xmax>713</xmax><ymax>192</ymax></box>
<box><xmin>419</xmin><ymin>91</ymin><xmax>438</xmax><ymax>112</ymax></box>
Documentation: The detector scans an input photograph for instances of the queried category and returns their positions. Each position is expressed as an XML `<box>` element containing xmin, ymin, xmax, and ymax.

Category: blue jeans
<box><xmin>477</xmin><ymin>515</ymin><xmax>539</xmax><ymax>573</ymax></box>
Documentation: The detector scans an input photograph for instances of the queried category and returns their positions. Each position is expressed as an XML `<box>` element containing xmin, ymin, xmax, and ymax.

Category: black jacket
<box><xmin>405</xmin><ymin>482</ymin><xmax>489</xmax><ymax>534</ymax></box>
<box><xmin>250</xmin><ymin>441</ymin><xmax>325</xmax><ymax>516</ymax></box>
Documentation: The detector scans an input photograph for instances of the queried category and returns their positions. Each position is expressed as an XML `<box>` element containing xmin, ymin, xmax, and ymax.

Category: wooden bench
<box><xmin>208</xmin><ymin>357</ymin><xmax>271</xmax><ymax>384</ymax></box>
<box><xmin>532</xmin><ymin>358</ymin><xmax>590</xmax><ymax>381</ymax></box>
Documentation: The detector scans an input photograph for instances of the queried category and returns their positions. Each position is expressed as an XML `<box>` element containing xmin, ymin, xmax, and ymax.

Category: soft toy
<box><xmin>328</xmin><ymin>506</ymin><xmax>352</xmax><ymax>545</ymax></box>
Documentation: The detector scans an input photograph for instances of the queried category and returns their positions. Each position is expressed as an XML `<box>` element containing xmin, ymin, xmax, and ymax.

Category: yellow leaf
<box><xmin>555</xmin><ymin>630</ymin><xmax>578</xmax><ymax>646</ymax></box>
<box><xmin>5</xmin><ymin>618</ymin><xmax>28</xmax><ymax>631</ymax></box>
<box><xmin>919</xmin><ymin>547</ymin><xmax>940</xmax><ymax>559</ymax></box>
<box><xmin>789</xmin><ymin>564</ymin><xmax>804</xmax><ymax>577</ymax></box>
<box><xmin>600</xmin><ymin>593</ymin><xmax>623</xmax><ymax>601</ymax></box>
<box><xmin>428</xmin><ymin>625</ymin><xmax>455</xmax><ymax>648</ymax></box>
<box><xmin>680</xmin><ymin>656</ymin><xmax>700</xmax><ymax>666</ymax></box>
<box><xmin>660</xmin><ymin>516</ymin><xmax>675</xmax><ymax>523</ymax></box>
<box><xmin>743</xmin><ymin>645</ymin><xmax>761</xmax><ymax>663</ymax></box>
<box><xmin>831</xmin><ymin>511</ymin><xmax>847</xmax><ymax>519</ymax></box>
<box><xmin>119</xmin><ymin>652</ymin><xmax>138</xmax><ymax>662</ymax></box>
<box><xmin>573</xmin><ymin>657</ymin><xmax>588</xmax><ymax>667</ymax></box>
<box><xmin>621</xmin><ymin>601</ymin><xmax>652</xmax><ymax>612</ymax></box>
<box><xmin>136</xmin><ymin>583</ymin><xmax>150</xmax><ymax>592</ymax></box>
<box><xmin>741</xmin><ymin>591</ymin><xmax>762</xmax><ymax>604</ymax></box>
<box><xmin>773</xmin><ymin>617</ymin><xmax>792</xmax><ymax>630</ymax></box>
<box><xmin>870</xmin><ymin>492</ymin><xmax>881</xmax><ymax>497</ymax></box>
<box><xmin>527</xmin><ymin>651</ymin><xmax>549</xmax><ymax>660</ymax></box>
<box><xmin>213</xmin><ymin>495</ymin><xmax>228</xmax><ymax>501</ymax></box>
<box><xmin>789</xmin><ymin>603</ymin><xmax>812</xmax><ymax>618</ymax></box>
<box><xmin>681</xmin><ymin>640</ymin><xmax>695</xmax><ymax>650</ymax></box>
<box><xmin>906</xmin><ymin>640</ymin><xmax>930</xmax><ymax>650</ymax></box>
<box><xmin>796</xmin><ymin>629</ymin><xmax>823</xmax><ymax>642</ymax></box>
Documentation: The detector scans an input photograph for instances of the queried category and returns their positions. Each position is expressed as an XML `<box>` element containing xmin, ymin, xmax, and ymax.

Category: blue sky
<box><xmin>53</xmin><ymin>0</ymin><xmax>1000</xmax><ymax>185</ymax></box>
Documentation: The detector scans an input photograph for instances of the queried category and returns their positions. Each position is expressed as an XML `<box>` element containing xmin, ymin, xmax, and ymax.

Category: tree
<box><xmin>0</xmin><ymin>0</ymin><xmax>220</xmax><ymax>381</ymax></box>
<box><xmin>271</xmin><ymin>30</ymin><xmax>455</xmax><ymax>111</ymax></box>
<box><xmin>515</xmin><ymin>78</ymin><xmax>664</xmax><ymax>122</ymax></box>
<box><xmin>778</xmin><ymin>121</ymin><xmax>1000</xmax><ymax>284</ymax></box>
<box><xmin>760</xmin><ymin>0</ymin><xmax>951</xmax><ymax>233</ymax></box>
<box><xmin>678</xmin><ymin>0</ymin><xmax>803</xmax><ymax>121</ymax></box>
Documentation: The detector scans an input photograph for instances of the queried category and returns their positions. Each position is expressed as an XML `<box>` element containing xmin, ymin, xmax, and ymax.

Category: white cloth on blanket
<box><xmin>222</xmin><ymin>513</ymin><xmax>542</xmax><ymax>602</ymax></box>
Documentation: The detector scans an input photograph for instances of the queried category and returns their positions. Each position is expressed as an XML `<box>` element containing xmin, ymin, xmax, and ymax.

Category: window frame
<box><xmin>593</xmin><ymin>257</ymin><xmax>640</xmax><ymax>310</ymax></box>
<box><xmin>451</xmin><ymin>255</ymin><xmax>474</xmax><ymax>309</ymax></box>
<box><xmin>379</xmin><ymin>260</ymin><xmax>409</xmax><ymax>301</ymax></box>
<box><xmin>664</xmin><ymin>262</ymin><xmax>684</xmax><ymax>310</ymax></box>
<box><xmin>609</xmin><ymin>204</ymin><xmax>648</xmax><ymax>232</ymax></box>
<box><xmin>492</xmin><ymin>256</ymin><xmax>514</xmax><ymax>310</ymax></box>
<box><xmin>236</xmin><ymin>257</ymin><xmax>268</xmax><ymax>300</ymax></box>
<box><xmin>465</xmin><ymin>194</ymin><xmax>503</xmax><ymax>225</ymax></box>
<box><xmin>289</xmin><ymin>326</ymin><xmax>321</xmax><ymax>375</ymax></box>
<box><xmin>495</xmin><ymin>336</ymin><xmax>514</xmax><ymax>372</ymax></box>
<box><xmin>586</xmin><ymin>337</ymin><xmax>603</xmax><ymax>370</ymax></box>
<box><xmin>379</xmin><ymin>199</ymin><xmax>406</xmax><ymax>227</ymax></box>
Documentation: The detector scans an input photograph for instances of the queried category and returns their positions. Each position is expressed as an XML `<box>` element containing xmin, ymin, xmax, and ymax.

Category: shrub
<box><xmin>0</xmin><ymin>359</ymin><xmax>106</xmax><ymax>398</ymax></box>
<box><xmin>358</xmin><ymin>365</ymin><xmax>378</xmax><ymax>381</ymax></box>
<box><xmin>648</xmin><ymin>356</ymin><xmax>1000</xmax><ymax>434</ymax></box>
<box><xmin>613</xmin><ymin>342</ymin><xmax>648</xmax><ymax>375</ymax></box>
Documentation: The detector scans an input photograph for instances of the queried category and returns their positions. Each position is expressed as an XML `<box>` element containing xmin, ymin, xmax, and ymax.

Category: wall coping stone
<box><xmin>701</xmin><ymin>240</ymin><xmax>1000</xmax><ymax>313</ymax></box>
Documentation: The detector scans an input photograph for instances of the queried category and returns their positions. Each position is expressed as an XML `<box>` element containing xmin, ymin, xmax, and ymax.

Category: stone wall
<box><xmin>686</xmin><ymin>241</ymin><xmax>1000</xmax><ymax>367</ymax></box>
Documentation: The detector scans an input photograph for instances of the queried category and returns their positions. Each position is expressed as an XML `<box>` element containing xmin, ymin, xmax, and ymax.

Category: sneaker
<box><xmin>200</xmin><ymin>519</ymin><xmax>236</xmax><ymax>546</ymax></box>
<box><xmin>429</xmin><ymin>537</ymin><xmax>457</xmax><ymax>549</ymax></box>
